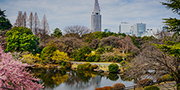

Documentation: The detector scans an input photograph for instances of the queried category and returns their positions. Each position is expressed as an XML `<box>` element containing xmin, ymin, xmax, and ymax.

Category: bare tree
<box><xmin>40</xmin><ymin>14</ymin><xmax>50</xmax><ymax>41</ymax></box>
<box><xmin>155</xmin><ymin>30</ymin><xmax>172</xmax><ymax>40</ymax></box>
<box><xmin>64</xmin><ymin>25</ymin><xmax>90</xmax><ymax>36</ymax></box>
<box><xmin>126</xmin><ymin>43</ymin><xmax>180</xmax><ymax>89</ymax></box>
<box><xmin>14</xmin><ymin>11</ymin><xmax>23</xmax><ymax>26</ymax></box>
<box><xmin>28</xmin><ymin>12</ymin><xmax>34</xmax><ymax>31</ymax></box>
<box><xmin>22</xmin><ymin>12</ymin><xmax>27</xmax><ymax>27</ymax></box>
<box><xmin>33</xmin><ymin>12</ymin><xmax>40</xmax><ymax>36</ymax></box>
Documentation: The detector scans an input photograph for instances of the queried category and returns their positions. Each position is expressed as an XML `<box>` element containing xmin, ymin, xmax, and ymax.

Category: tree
<box><xmin>73</xmin><ymin>46</ymin><xmax>91</xmax><ymax>61</ymax></box>
<box><xmin>14</xmin><ymin>11</ymin><xmax>23</xmax><ymax>26</ymax></box>
<box><xmin>64</xmin><ymin>25</ymin><xmax>90</xmax><ymax>36</ymax></box>
<box><xmin>28</xmin><ymin>12</ymin><xmax>34</xmax><ymax>31</ymax></box>
<box><xmin>40</xmin><ymin>14</ymin><xmax>50</xmax><ymax>42</ymax></box>
<box><xmin>34</xmin><ymin>12</ymin><xmax>40</xmax><ymax>36</ymax></box>
<box><xmin>22</xmin><ymin>12</ymin><xmax>27</xmax><ymax>27</ymax></box>
<box><xmin>0</xmin><ymin>45</ymin><xmax>43</xmax><ymax>90</ymax></box>
<box><xmin>162</xmin><ymin>0</ymin><xmax>180</xmax><ymax>32</ymax></box>
<box><xmin>51</xmin><ymin>28</ymin><xmax>62</xmax><ymax>38</ymax></box>
<box><xmin>5</xmin><ymin>26</ymin><xmax>39</xmax><ymax>52</ymax></box>
<box><xmin>0</xmin><ymin>9</ymin><xmax>12</xmax><ymax>30</ymax></box>
<box><xmin>127</xmin><ymin>43</ymin><xmax>180</xmax><ymax>90</ymax></box>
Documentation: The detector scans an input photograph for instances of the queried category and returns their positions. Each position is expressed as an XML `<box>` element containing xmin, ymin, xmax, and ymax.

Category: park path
<box><xmin>157</xmin><ymin>81</ymin><xmax>176</xmax><ymax>90</ymax></box>
<box><xmin>69</xmin><ymin>61</ymin><xmax>121</xmax><ymax>66</ymax></box>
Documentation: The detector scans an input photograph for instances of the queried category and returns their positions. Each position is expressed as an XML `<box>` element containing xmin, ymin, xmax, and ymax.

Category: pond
<box><xmin>31</xmin><ymin>68</ymin><xmax>135</xmax><ymax>90</ymax></box>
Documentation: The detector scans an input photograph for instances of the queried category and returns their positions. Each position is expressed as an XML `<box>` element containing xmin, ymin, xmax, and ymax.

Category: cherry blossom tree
<box><xmin>0</xmin><ymin>45</ymin><xmax>43</xmax><ymax>90</ymax></box>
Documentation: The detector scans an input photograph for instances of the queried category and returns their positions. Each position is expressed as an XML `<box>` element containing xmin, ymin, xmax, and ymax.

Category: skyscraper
<box><xmin>91</xmin><ymin>0</ymin><xmax>101</xmax><ymax>32</ymax></box>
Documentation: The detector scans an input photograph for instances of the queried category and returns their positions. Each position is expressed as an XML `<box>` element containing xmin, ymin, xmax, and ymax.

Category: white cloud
<box><xmin>0</xmin><ymin>0</ymin><xmax>179</xmax><ymax>33</ymax></box>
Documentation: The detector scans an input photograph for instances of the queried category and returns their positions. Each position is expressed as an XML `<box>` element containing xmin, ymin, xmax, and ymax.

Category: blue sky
<box><xmin>0</xmin><ymin>0</ymin><xmax>179</xmax><ymax>33</ymax></box>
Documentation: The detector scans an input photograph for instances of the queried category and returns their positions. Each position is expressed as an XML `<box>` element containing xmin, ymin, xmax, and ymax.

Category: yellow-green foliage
<box><xmin>52</xmin><ymin>74</ymin><xmax>69</xmax><ymax>85</ymax></box>
<box><xmin>22</xmin><ymin>53</ymin><xmax>42</xmax><ymax>65</ymax></box>
<box><xmin>161</xmin><ymin>74</ymin><xmax>174</xmax><ymax>81</ymax></box>
<box><xmin>51</xmin><ymin>50</ymin><xmax>69</xmax><ymax>63</ymax></box>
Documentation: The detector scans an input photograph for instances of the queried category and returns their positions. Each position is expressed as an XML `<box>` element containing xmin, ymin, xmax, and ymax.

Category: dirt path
<box><xmin>157</xmin><ymin>81</ymin><xmax>176</xmax><ymax>90</ymax></box>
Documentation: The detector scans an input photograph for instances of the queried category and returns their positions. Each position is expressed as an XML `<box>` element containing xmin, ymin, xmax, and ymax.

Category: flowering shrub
<box><xmin>0</xmin><ymin>45</ymin><xmax>43</xmax><ymax>90</ymax></box>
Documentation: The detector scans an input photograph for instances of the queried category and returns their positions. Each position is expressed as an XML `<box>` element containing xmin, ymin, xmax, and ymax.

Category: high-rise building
<box><xmin>91</xmin><ymin>0</ymin><xmax>101</xmax><ymax>32</ymax></box>
<box><xmin>119</xmin><ymin>22</ymin><xmax>130</xmax><ymax>34</ymax></box>
<box><xmin>133</xmin><ymin>23</ymin><xmax>146</xmax><ymax>37</ymax></box>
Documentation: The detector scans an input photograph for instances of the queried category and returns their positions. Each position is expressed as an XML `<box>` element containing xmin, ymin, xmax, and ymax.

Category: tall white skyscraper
<box><xmin>91</xmin><ymin>0</ymin><xmax>101</xmax><ymax>32</ymax></box>
<box><xmin>133</xmin><ymin>23</ymin><xmax>146</xmax><ymax>37</ymax></box>
<box><xmin>119</xmin><ymin>22</ymin><xmax>130</xmax><ymax>34</ymax></box>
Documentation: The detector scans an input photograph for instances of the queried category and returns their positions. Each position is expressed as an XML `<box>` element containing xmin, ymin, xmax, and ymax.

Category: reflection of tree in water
<box><xmin>31</xmin><ymin>68</ymin><xmax>69</xmax><ymax>89</ymax></box>
<box><xmin>107</xmin><ymin>73</ymin><xmax>119</xmax><ymax>81</ymax></box>
<box><xmin>65</xmin><ymin>70</ymin><xmax>101</xmax><ymax>89</ymax></box>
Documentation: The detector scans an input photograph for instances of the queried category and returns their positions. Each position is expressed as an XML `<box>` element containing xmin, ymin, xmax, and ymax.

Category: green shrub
<box><xmin>108</xmin><ymin>63</ymin><xmax>119</xmax><ymax>73</ymax></box>
<box><xmin>82</xmin><ymin>63</ymin><xmax>91</xmax><ymax>70</ymax></box>
<box><xmin>112</xmin><ymin>83</ymin><xmax>125</xmax><ymax>90</ymax></box>
<box><xmin>77</xmin><ymin>64</ymin><xmax>83</xmax><ymax>70</ymax></box>
<box><xmin>40</xmin><ymin>42</ymin><xmax>57</xmax><ymax>64</ymax></box>
<box><xmin>90</xmin><ymin>65</ymin><xmax>94</xmax><ymax>71</ymax></box>
<box><xmin>144</xmin><ymin>86</ymin><xmax>160</xmax><ymax>90</ymax></box>
<box><xmin>161</xmin><ymin>74</ymin><xmax>174</xmax><ymax>82</ymax></box>
<box><xmin>138</xmin><ymin>79</ymin><xmax>153</xmax><ymax>87</ymax></box>
<box><xmin>73</xmin><ymin>46</ymin><xmax>91</xmax><ymax>61</ymax></box>
<box><xmin>65</xmin><ymin>62</ymin><xmax>72</xmax><ymax>69</ymax></box>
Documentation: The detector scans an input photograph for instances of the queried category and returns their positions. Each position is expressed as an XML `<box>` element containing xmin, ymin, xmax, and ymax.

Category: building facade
<box><xmin>133</xmin><ymin>23</ymin><xmax>146</xmax><ymax>37</ymax></box>
<box><xmin>91</xmin><ymin>0</ymin><xmax>101</xmax><ymax>32</ymax></box>
<box><xmin>119</xmin><ymin>22</ymin><xmax>130</xmax><ymax>34</ymax></box>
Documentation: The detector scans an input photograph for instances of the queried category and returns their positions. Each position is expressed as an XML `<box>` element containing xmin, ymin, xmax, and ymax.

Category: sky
<box><xmin>0</xmin><ymin>0</ymin><xmax>179</xmax><ymax>33</ymax></box>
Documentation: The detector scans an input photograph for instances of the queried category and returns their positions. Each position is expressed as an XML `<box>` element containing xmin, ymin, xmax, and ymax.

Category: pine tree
<box><xmin>162</xmin><ymin>0</ymin><xmax>180</xmax><ymax>32</ymax></box>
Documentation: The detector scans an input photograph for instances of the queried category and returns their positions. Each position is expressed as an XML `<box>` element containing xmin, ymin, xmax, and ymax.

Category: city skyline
<box><xmin>0</xmin><ymin>0</ymin><xmax>178</xmax><ymax>33</ymax></box>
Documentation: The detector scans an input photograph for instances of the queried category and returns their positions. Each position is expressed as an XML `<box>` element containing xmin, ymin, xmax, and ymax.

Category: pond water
<box><xmin>31</xmin><ymin>68</ymin><xmax>135</xmax><ymax>90</ymax></box>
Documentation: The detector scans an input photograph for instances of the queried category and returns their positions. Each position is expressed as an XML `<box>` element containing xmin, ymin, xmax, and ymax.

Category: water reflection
<box><xmin>31</xmin><ymin>68</ymin><xmax>135</xmax><ymax>90</ymax></box>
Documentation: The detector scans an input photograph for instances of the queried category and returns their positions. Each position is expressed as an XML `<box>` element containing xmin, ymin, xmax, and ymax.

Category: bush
<box><xmin>40</xmin><ymin>42</ymin><xmax>57</xmax><ymax>64</ymax></box>
<box><xmin>108</xmin><ymin>63</ymin><xmax>119</xmax><ymax>73</ymax></box>
<box><xmin>82</xmin><ymin>63</ymin><xmax>91</xmax><ymax>70</ymax></box>
<box><xmin>73</xmin><ymin>46</ymin><xmax>91</xmax><ymax>61</ymax></box>
<box><xmin>90</xmin><ymin>65</ymin><xmax>99</xmax><ymax>71</ymax></box>
<box><xmin>65</xmin><ymin>62</ymin><xmax>72</xmax><ymax>69</ymax></box>
<box><xmin>161</xmin><ymin>74</ymin><xmax>174</xmax><ymax>82</ymax></box>
<box><xmin>77</xmin><ymin>64</ymin><xmax>83</xmax><ymax>70</ymax></box>
<box><xmin>112</xmin><ymin>83</ymin><xmax>125</xmax><ymax>90</ymax></box>
<box><xmin>144</xmin><ymin>86</ymin><xmax>160</xmax><ymax>90</ymax></box>
<box><xmin>138</xmin><ymin>79</ymin><xmax>153</xmax><ymax>87</ymax></box>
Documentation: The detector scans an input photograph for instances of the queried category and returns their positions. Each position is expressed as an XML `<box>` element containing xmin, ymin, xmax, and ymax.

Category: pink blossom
<box><xmin>0</xmin><ymin>45</ymin><xmax>44</xmax><ymax>90</ymax></box>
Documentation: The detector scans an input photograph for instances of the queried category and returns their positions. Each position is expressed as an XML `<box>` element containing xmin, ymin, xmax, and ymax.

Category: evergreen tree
<box><xmin>0</xmin><ymin>9</ymin><xmax>12</xmax><ymax>30</ymax></box>
<box><xmin>162</xmin><ymin>0</ymin><xmax>180</xmax><ymax>32</ymax></box>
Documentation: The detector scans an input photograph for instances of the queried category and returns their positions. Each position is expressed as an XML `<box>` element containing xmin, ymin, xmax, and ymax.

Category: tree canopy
<box><xmin>0</xmin><ymin>9</ymin><xmax>12</xmax><ymax>30</ymax></box>
<box><xmin>5</xmin><ymin>26</ymin><xmax>39</xmax><ymax>52</ymax></box>
<box><xmin>162</xmin><ymin>0</ymin><xmax>180</xmax><ymax>32</ymax></box>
